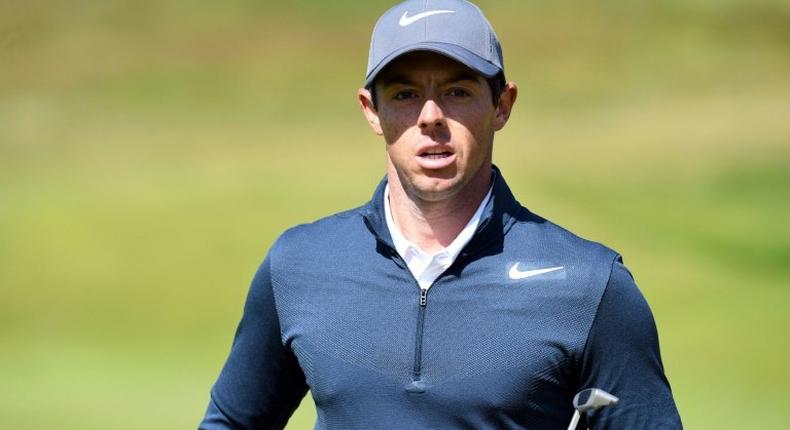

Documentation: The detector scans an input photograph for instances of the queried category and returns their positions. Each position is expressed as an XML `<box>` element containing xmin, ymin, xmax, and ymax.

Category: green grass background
<box><xmin>1</xmin><ymin>0</ymin><xmax>788</xmax><ymax>428</ymax></box>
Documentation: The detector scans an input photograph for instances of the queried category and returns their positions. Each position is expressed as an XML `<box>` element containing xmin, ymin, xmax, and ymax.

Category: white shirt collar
<box><xmin>384</xmin><ymin>182</ymin><xmax>493</xmax><ymax>289</ymax></box>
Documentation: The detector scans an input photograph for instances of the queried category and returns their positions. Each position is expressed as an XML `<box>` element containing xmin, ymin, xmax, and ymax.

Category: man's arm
<box><xmin>199</xmin><ymin>254</ymin><xmax>308</xmax><ymax>430</ymax></box>
<box><xmin>578</xmin><ymin>258</ymin><xmax>683</xmax><ymax>429</ymax></box>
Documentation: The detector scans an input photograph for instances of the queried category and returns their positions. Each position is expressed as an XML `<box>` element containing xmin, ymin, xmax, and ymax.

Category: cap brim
<box><xmin>365</xmin><ymin>42</ymin><xmax>502</xmax><ymax>87</ymax></box>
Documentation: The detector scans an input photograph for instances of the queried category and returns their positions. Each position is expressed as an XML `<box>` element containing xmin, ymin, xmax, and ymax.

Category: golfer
<box><xmin>199</xmin><ymin>0</ymin><xmax>682</xmax><ymax>428</ymax></box>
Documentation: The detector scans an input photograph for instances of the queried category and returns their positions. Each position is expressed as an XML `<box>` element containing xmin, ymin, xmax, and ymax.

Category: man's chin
<box><xmin>408</xmin><ymin>178</ymin><xmax>463</xmax><ymax>203</ymax></box>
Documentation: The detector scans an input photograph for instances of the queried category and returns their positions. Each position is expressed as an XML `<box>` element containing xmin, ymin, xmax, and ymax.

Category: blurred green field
<box><xmin>1</xmin><ymin>0</ymin><xmax>789</xmax><ymax>428</ymax></box>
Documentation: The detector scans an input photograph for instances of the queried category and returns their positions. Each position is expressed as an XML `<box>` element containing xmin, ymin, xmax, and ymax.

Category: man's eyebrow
<box><xmin>378</xmin><ymin>74</ymin><xmax>415</xmax><ymax>88</ymax></box>
<box><xmin>445</xmin><ymin>71</ymin><xmax>481</xmax><ymax>84</ymax></box>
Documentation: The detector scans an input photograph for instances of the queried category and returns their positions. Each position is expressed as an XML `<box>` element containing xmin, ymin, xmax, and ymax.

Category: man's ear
<box><xmin>493</xmin><ymin>82</ymin><xmax>518</xmax><ymax>131</ymax></box>
<box><xmin>358</xmin><ymin>88</ymin><xmax>383</xmax><ymax>136</ymax></box>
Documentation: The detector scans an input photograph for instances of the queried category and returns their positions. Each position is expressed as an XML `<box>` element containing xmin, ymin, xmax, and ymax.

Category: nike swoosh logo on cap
<box><xmin>508</xmin><ymin>264</ymin><xmax>564</xmax><ymax>280</ymax></box>
<box><xmin>399</xmin><ymin>10</ymin><xmax>455</xmax><ymax>27</ymax></box>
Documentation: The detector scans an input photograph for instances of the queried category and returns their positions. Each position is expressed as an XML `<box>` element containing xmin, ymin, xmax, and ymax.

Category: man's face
<box><xmin>359</xmin><ymin>51</ymin><xmax>516</xmax><ymax>203</ymax></box>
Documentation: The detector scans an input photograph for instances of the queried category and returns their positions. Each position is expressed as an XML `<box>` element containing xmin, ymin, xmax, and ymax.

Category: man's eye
<box><xmin>448</xmin><ymin>88</ymin><xmax>471</xmax><ymax>97</ymax></box>
<box><xmin>394</xmin><ymin>91</ymin><xmax>417</xmax><ymax>100</ymax></box>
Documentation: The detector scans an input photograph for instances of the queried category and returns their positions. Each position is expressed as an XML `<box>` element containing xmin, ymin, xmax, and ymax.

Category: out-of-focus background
<box><xmin>1</xmin><ymin>0</ymin><xmax>788</xmax><ymax>428</ymax></box>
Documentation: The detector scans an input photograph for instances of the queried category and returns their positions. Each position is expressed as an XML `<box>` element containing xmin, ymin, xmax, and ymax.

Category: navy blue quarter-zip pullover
<box><xmin>199</xmin><ymin>169</ymin><xmax>682</xmax><ymax>429</ymax></box>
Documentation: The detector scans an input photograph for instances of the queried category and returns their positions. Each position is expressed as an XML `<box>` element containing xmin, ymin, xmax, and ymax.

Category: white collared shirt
<box><xmin>384</xmin><ymin>184</ymin><xmax>493</xmax><ymax>290</ymax></box>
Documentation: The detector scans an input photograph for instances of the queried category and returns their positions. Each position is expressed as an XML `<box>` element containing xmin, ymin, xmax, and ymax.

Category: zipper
<box><xmin>379</xmin><ymin>245</ymin><xmax>430</xmax><ymax>391</ymax></box>
<box><xmin>414</xmin><ymin>289</ymin><xmax>428</xmax><ymax>373</ymax></box>
<box><xmin>406</xmin><ymin>254</ymin><xmax>474</xmax><ymax>393</ymax></box>
<box><xmin>372</xmin><ymin>236</ymin><xmax>471</xmax><ymax>393</ymax></box>
<box><xmin>407</xmin><ymin>287</ymin><xmax>429</xmax><ymax>393</ymax></box>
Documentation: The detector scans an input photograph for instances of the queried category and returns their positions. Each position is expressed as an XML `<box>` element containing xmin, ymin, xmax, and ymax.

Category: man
<box><xmin>200</xmin><ymin>0</ymin><xmax>682</xmax><ymax>429</ymax></box>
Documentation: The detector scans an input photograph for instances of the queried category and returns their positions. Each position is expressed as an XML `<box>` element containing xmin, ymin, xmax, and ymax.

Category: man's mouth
<box><xmin>415</xmin><ymin>147</ymin><xmax>456</xmax><ymax>170</ymax></box>
<box><xmin>420</xmin><ymin>151</ymin><xmax>453</xmax><ymax>160</ymax></box>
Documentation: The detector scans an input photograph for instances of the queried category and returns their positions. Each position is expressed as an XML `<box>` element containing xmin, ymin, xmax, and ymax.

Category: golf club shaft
<box><xmin>567</xmin><ymin>410</ymin><xmax>580</xmax><ymax>430</ymax></box>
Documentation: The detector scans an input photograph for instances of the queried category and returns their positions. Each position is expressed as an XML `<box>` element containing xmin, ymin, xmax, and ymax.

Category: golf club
<box><xmin>566</xmin><ymin>388</ymin><xmax>619</xmax><ymax>430</ymax></box>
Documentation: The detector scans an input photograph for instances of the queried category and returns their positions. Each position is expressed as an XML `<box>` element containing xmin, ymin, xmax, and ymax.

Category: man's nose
<box><xmin>417</xmin><ymin>99</ymin><xmax>446</xmax><ymax>131</ymax></box>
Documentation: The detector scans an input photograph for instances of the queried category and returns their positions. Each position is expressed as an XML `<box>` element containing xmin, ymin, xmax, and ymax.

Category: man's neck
<box><xmin>386</xmin><ymin>165</ymin><xmax>492</xmax><ymax>254</ymax></box>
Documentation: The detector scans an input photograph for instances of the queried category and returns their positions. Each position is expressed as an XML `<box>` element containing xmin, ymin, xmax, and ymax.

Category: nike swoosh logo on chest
<box><xmin>508</xmin><ymin>264</ymin><xmax>565</xmax><ymax>280</ymax></box>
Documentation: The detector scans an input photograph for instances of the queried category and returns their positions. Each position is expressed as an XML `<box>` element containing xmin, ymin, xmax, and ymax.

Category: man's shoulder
<box><xmin>289</xmin><ymin>205</ymin><xmax>366</xmax><ymax>232</ymax></box>
<box><xmin>270</xmin><ymin>204</ymin><xmax>372</xmax><ymax>257</ymax></box>
<box><xmin>509</xmin><ymin>208</ymin><xmax>620</xmax><ymax>264</ymax></box>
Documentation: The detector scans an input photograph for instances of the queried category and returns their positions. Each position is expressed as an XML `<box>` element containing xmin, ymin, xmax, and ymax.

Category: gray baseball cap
<box><xmin>365</xmin><ymin>0</ymin><xmax>504</xmax><ymax>87</ymax></box>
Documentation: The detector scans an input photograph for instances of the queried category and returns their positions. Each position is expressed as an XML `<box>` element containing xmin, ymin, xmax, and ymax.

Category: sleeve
<box><xmin>198</xmin><ymin>252</ymin><xmax>309</xmax><ymax>430</ymax></box>
<box><xmin>577</xmin><ymin>257</ymin><xmax>683</xmax><ymax>429</ymax></box>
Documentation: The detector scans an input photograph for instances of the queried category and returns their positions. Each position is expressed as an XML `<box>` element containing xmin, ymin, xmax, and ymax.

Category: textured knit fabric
<box><xmin>199</xmin><ymin>168</ymin><xmax>682</xmax><ymax>430</ymax></box>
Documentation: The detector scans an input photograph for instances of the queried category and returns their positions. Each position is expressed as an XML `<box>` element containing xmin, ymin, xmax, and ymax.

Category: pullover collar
<box><xmin>362</xmin><ymin>165</ymin><xmax>525</xmax><ymax>260</ymax></box>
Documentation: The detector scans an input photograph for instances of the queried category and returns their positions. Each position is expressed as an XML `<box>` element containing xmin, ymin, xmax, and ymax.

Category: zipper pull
<box><xmin>420</xmin><ymin>288</ymin><xmax>428</xmax><ymax>307</ymax></box>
